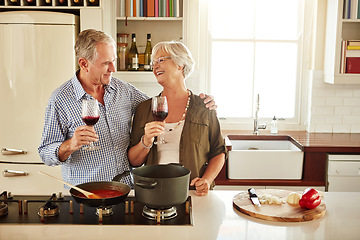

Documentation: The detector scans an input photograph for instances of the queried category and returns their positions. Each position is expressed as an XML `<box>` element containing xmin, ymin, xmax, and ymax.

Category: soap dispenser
<box><xmin>270</xmin><ymin>116</ymin><xmax>278</xmax><ymax>134</ymax></box>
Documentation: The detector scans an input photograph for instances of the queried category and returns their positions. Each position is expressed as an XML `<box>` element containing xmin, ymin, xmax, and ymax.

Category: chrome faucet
<box><xmin>253</xmin><ymin>94</ymin><xmax>267</xmax><ymax>135</ymax></box>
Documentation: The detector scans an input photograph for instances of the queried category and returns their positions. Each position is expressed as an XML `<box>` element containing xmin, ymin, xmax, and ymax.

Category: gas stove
<box><xmin>0</xmin><ymin>191</ymin><xmax>193</xmax><ymax>225</ymax></box>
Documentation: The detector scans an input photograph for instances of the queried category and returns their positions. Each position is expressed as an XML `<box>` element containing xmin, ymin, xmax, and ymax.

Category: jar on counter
<box><xmin>118</xmin><ymin>43</ymin><xmax>128</xmax><ymax>71</ymax></box>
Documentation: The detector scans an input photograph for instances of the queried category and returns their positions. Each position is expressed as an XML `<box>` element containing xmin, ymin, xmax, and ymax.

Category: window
<box><xmin>208</xmin><ymin>0</ymin><xmax>304</xmax><ymax>125</ymax></box>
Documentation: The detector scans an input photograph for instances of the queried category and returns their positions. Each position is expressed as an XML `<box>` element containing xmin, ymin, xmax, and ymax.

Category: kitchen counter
<box><xmin>222</xmin><ymin>130</ymin><xmax>360</xmax><ymax>150</ymax></box>
<box><xmin>216</xmin><ymin>131</ymin><xmax>360</xmax><ymax>187</ymax></box>
<box><xmin>1</xmin><ymin>190</ymin><xmax>360</xmax><ymax>240</ymax></box>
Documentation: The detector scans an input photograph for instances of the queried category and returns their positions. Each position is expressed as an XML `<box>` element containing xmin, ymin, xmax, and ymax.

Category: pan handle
<box><xmin>112</xmin><ymin>171</ymin><xmax>130</xmax><ymax>182</ymax></box>
<box><xmin>135</xmin><ymin>180</ymin><xmax>158</xmax><ymax>189</ymax></box>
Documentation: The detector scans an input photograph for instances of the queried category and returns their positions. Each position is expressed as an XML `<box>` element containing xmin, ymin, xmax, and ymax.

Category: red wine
<box><xmin>82</xmin><ymin>116</ymin><xmax>99</xmax><ymax>126</ymax></box>
<box><xmin>152</xmin><ymin>111</ymin><xmax>168</xmax><ymax>121</ymax></box>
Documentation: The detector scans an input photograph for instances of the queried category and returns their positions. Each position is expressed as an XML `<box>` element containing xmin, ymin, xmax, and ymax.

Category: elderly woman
<box><xmin>127</xmin><ymin>41</ymin><xmax>227</xmax><ymax>196</ymax></box>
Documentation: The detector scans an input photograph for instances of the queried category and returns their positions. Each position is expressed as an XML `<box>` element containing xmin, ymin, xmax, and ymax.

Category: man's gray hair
<box><xmin>75</xmin><ymin>29</ymin><xmax>115</xmax><ymax>65</ymax></box>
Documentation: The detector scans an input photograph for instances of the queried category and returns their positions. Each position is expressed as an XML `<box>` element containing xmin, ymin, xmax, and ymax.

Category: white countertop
<box><xmin>1</xmin><ymin>190</ymin><xmax>360</xmax><ymax>240</ymax></box>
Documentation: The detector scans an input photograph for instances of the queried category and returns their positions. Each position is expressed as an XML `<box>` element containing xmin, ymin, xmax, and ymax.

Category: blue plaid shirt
<box><xmin>38</xmin><ymin>73</ymin><xmax>148</xmax><ymax>187</ymax></box>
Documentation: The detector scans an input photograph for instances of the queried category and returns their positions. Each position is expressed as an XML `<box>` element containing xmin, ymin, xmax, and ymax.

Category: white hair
<box><xmin>151</xmin><ymin>41</ymin><xmax>195</xmax><ymax>79</ymax></box>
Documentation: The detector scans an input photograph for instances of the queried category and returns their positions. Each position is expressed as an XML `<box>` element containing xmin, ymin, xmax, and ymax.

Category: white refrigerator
<box><xmin>0</xmin><ymin>11</ymin><xmax>79</xmax><ymax>194</ymax></box>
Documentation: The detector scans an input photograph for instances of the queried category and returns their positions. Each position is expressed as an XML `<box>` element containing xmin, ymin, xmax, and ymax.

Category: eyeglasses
<box><xmin>150</xmin><ymin>57</ymin><xmax>172</xmax><ymax>67</ymax></box>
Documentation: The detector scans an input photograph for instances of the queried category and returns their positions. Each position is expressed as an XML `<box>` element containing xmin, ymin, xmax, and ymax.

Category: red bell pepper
<box><xmin>299</xmin><ymin>188</ymin><xmax>321</xmax><ymax>209</ymax></box>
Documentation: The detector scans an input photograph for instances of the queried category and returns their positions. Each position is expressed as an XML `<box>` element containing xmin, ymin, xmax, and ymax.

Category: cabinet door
<box><xmin>328</xmin><ymin>161</ymin><xmax>360</xmax><ymax>176</ymax></box>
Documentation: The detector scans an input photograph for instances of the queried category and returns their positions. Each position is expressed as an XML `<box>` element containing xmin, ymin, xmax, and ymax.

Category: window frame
<box><xmin>198</xmin><ymin>0</ymin><xmax>311</xmax><ymax>131</ymax></box>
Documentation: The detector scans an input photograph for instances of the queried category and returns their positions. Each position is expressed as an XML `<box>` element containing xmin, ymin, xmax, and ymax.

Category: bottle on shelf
<box><xmin>56</xmin><ymin>0</ymin><xmax>68</xmax><ymax>6</ymax></box>
<box><xmin>8</xmin><ymin>0</ymin><xmax>20</xmax><ymax>6</ymax></box>
<box><xmin>128</xmin><ymin>33</ymin><xmax>139</xmax><ymax>71</ymax></box>
<box><xmin>144</xmin><ymin>33</ymin><xmax>153</xmax><ymax>71</ymax></box>
<box><xmin>71</xmin><ymin>0</ymin><xmax>83</xmax><ymax>6</ymax></box>
<box><xmin>86</xmin><ymin>0</ymin><xmax>99</xmax><ymax>6</ymax></box>
<box><xmin>118</xmin><ymin>43</ymin><xmax>128</xmax><ymax>71</ymax></box>
<box><xmin>42</xmin><ymin>0</ymin><xmax>52</xmax><ymax>6</ymax></box>
<box><xmin>24</xmin><ymin>0</ymin><xmax>36</xmax><ymax>6</ymax></box>
<box><xmin>270</xmin><ymin>116</ymin><xmax>278</xmax><ymax>135</ymax></box>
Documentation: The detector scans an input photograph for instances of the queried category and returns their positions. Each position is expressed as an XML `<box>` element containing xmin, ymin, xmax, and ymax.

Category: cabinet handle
<box><xmin>1</xmin><ymin>148</ymin><xmax>27</xmax><ymax>155</ymax></box>
<box><xmin>336</xmin><ymin>169</ymin><xmax>340</xmax><ymax>174</ymax></box>
<box><xmin>3</xmin><ymin>170</ymin><xmax>29</xmax><ymax>177</ymax></box>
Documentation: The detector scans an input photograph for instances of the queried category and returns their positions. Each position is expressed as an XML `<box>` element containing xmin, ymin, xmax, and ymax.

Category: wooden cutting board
<box><xmin>233</xmin><ymin>189</ymin><xmax>326</xmax><ymax>222</ymax></box>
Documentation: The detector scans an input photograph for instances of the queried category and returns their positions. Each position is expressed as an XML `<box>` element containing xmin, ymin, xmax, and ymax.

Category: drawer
<box><xmin>328</xmin><ymin>154</ymin><xmax>360</xmax><ymax>161</ymax></box>
<box><xmin>328</xmin><ymin>161</ymin><xmax>360</xmax><ymax>176</ymax></box>
<box><xmin>327</xmin><ymin>176</ymin><xmax>360</xmax><ymax>192</ymax></box>
<box><xmin>0</xmin><ymin>163</ymin><xmax>65</xmax><ymax>195</ymax></box>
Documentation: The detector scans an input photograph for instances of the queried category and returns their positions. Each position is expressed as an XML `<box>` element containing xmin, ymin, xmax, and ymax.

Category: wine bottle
<box><xmin>25</xmin><ymin>0</ymin><xmax>36</xmax><ymax>5</ymax></box>
<box><xmin>87</xmin><ymin>0</ymin><xmax>99</xmax><ymax>6</ymax></box>
<box><xmin>8</xmin><ymin>0</ymin><xmax>20</xmax><ymax>6</ymax></box>
<box><xmin>144</xmin><ymin>33</ymin><xmax>152</xmax><ymax>71</ymax></box>
<box><xmin>128</xmin><ymin>33</ymin><xmax>139</xmax><ymax>71</ymax></box>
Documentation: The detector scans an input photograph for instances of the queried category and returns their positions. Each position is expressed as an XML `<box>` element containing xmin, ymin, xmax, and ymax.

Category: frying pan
<box><xmin>70</xmin><ymin>172</ymin><xmax>131</xmax><ymax>208</ymax></box>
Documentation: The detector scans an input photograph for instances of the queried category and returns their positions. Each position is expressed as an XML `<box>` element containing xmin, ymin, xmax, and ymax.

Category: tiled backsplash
<box><xmin>309</xmin><ymin>71</ymin><xmax>360</xmax><ymax>133</ymax></box>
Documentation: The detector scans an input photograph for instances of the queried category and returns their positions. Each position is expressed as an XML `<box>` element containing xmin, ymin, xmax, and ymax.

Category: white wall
<box><xmin>308</xmin><ymin>71</ymin><xmax>360</xmax><ymax>133</ymax></box>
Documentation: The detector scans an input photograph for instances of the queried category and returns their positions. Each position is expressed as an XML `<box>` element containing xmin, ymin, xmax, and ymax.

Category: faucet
<box><xmin>253</xmin><ymin>94</ymin><xmax>267</xmax><ymax>135</ymax></box>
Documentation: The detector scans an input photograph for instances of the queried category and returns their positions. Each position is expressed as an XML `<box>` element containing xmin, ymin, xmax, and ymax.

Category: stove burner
<box><xmin>142</xmin><ymin>206</ymin><xmax>177</xmax><ymax>221</ymax></box>
<box><xmin>96</xmin><ymin>207</ymin><xmax>113</xmax><ymax>216</ymax></box>
<box><xmin>0</xmin><ymin>203</ymin><xmax>8</xmax><ymax>216</ymax></box>
<box><xmin>0</xmin><ymin>193</ymin><xmax>192</xmax><ymax>225</ymax></box>
<box><xmin>38</xmin><ymin>202</ymin><xmax>60</xmax><ymax>217</ymax></box>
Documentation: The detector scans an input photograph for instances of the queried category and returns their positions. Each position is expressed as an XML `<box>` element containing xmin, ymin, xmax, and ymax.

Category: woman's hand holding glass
<box><xmin>142</xmin><ymin>121</ymin><xmax>166</xmax><ymax>147</ymax></box>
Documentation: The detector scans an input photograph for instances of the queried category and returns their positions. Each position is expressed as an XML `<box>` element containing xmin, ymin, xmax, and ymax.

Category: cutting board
<box><xmin>233</xmin><ymin>189</ymin><xmax>326</xmax><ymax>222</ymax></box>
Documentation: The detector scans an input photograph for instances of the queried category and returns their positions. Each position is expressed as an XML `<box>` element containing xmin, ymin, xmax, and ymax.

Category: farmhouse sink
<box><xmin>227</xmin><ymin>135</ymin><xmax>304</xmax><ymax>180</ymax></box>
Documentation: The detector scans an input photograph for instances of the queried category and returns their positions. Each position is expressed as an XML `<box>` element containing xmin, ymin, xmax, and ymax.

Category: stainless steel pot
<box><xmin>132</xmin><ymin>164</ymin><xmax>191</xmax><ymax>208</ymax></box>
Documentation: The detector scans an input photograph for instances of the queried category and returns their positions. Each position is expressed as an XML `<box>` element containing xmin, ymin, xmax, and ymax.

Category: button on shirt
<box><xmin>38</xmin><ymin>73</ymin><xmax>148</xmax><ymax>187</ymax></box>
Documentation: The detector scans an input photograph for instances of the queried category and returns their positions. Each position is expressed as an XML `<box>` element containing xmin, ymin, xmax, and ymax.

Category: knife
<box><xmin>248</xmin><ymin>188</ymin><xmax>261</xmax><ymax>207</ymax></box>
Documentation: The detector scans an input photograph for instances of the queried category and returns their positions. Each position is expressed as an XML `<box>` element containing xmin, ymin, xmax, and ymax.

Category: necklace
<box><xmin>166</xmin><ymin>89</ymin><xmax>191</xmax><ymax>132</ymax></box>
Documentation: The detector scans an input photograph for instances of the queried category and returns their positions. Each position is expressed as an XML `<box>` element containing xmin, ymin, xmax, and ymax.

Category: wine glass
<box><xmin>81</xmin><ymin>98</ymin><xmax>100</xmax><ymax>150</ymax></box>
<box><xmin>151</xmin><ymin>96</ymin><xmax>168</xmax><ymax>144</ymax></box>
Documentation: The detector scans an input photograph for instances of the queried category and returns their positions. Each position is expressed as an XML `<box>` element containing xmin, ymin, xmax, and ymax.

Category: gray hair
<box><xmin>151</xmin><ymin>41</ymin><xmax>195</xmax><ymax>79</ymax></box>
<box><xmin>75</xmin><ymin>29</ymin><xmax>116</xmax><ymax>65</ymax></box>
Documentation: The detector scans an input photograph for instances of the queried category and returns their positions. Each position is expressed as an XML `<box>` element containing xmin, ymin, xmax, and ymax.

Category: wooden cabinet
<box><xmin>324</xmin><ymin>0</ymin><xmax>360</xmax><ymax>84</ymax></box>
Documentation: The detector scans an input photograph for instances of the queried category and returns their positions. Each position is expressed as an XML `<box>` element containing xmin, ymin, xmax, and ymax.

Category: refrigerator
<box><xmin>0</xmin><ymin>11</ymin><xmax>79</xmax><ymax>194</ymax></box>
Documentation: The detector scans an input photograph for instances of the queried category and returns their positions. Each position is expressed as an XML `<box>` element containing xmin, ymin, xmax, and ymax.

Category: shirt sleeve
<box><xmin>208</xmin><ymin>109</ymin><xmax>228</xmax><ymax>161</ymax></box>
<box><xmin>127</xmin><ymin>83</ymin><xmax>149</xmax><ymax>117</ymax></box>
<box><xmin>129</xmin><ymin>101</ymin><xmax>147</xmax><ymax>149</ymax></box>
<box><xmin>38</xmin><ymin>98</ymin><xmax>70</xmax><ymax>166</ymax></box>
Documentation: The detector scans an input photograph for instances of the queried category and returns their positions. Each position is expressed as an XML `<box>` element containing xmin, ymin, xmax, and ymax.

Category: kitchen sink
<box><xmin>226</xmin><ymin>135</ymin><xmax>304</xmax><ymax>180</ymax></box>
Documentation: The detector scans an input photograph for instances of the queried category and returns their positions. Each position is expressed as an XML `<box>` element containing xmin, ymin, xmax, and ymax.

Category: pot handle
<box><xmin>135</xmin><ymin>180</ymin><xmax>158</xmax><ymax>189</ymax></box>
<box><xmin>112</xmin><ymin>171</ymin><xmax>130</xmax><ymax>182</ymax></box>
<box><xmin>167</xmin><ymin>163</ymin><xmax>184</xmax><ymax>167</ymax></box>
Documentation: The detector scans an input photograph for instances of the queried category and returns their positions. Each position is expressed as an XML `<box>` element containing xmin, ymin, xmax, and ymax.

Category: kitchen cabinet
<box><xmin>112</xmin><ymin>0</ymin><xmax>188</xmax><ymax>83</ymax></box>
<box><xmin>324</xmin><ymin>0</ymin><xmax>360</xmax><ymax>84</ymax></box>
<box><xmin>327</xmin><ymin>154</ymin><xmax>360</xmax><ymax>192</ymax></box>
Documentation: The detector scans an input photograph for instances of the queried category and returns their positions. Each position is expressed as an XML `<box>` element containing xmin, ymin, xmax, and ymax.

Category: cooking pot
<box><xmin>70</xmin><ymin>172</ymin><xmax>131</xmax><ymax>208</ymax></box>
<box><xmin>132</xmin><ymin>164</ymin><xmax>191</xmax><ymax>208</ymax></box>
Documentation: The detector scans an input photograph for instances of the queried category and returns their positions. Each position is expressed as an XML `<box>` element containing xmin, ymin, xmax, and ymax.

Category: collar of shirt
<box><xmin>71</xmin><ymin>71</ymin><xmax>116</xmax><ymax>101</ymax></box>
